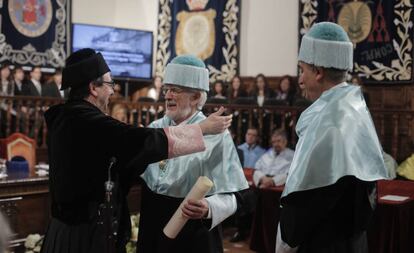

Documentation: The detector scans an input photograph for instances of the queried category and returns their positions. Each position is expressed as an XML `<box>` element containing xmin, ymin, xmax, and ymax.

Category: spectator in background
<box><xmin>351</xmin><ymin>74</ymin><xmax>370</xmax><ymax>106</ymax></box>
<box><xmin>231</xmin><ymin>129</ymin><xmax>294</xmax><ymax>243</ymax></box>
<box><xmin>228</xmin><ymin>127</ymin><xmax>244</xmax><ymax>166</ymax></box>
<box><xmin>111</xmin><ymin>103</ymin><xmax>128</xmax><ymax>123</ymax></box>
<box><xmin>0</xmin><ymin>62</ymin><xmax>13</xmax><ymax>138</ymax></box>
<box><xmin>275</xmin><ymin>75</ymin><xmax>295</xmax><ymax>105</ymax></box>
<box><xmin>238</xmin><ymin>127</ymin><xmax>266</xmax><ymax>168</ymax></box>
<box><xmin>251</xmin><ymin>73</ymin><xmax>274</xmax><ymax>106</ymax></box>
<box><xmin>26</xmin><ymin>67</ymin><xmax>43</xmax><ymax>96</ymax></box>
<box><xmin>12</xmin><ymin>66</ymin><xmax>29</xmax><ymax>96</ymax></box>
<box><xmin>111</xmin><ymin>83</ymin><xmax>124</xmax><ymax>100</ymax></box>
<box><xmin>253</xmin><ymin>129</ymin><xmax>294</xmax><ymax>188</ymax></box>
<box><xmin>210</xmin><ymin>80</ymin><xmax>227</xmax><ymax>99</ymax></box>
<box><xmin>146</xmin><ymin>76</ymin><xmax>163</xmax><ymax>101</ymax></box>
<box><xmin>292</xmin><ymin>83</ymin><xmax>312</xmax><ymax>107</ymax></box>
<box><xmin>396</xmin><ymin>153</ymin><xmax>414</xmax><ymax>180</ymax></box>
<box><xmin>383</xmin><ymin>151</ymin><xmax>397</xmax><ymax>179</ymax></box>
<box><xmin>43</xmin><ymin>69</ymin><xmax>67</xmax><ymax>99</ymax></box>
<box><xmin>228</xmin><ymin>75</ymin><xmax>247</xmax><ymax>101</ymax></box>
<box><xmin>0</xmin><ymin>62</ymin><xmax>13</xmax><ymax>96</ymax></box>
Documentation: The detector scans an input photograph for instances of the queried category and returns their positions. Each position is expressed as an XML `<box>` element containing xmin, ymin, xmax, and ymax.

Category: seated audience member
<box><xmin>383</xmin><ymin>151</ymin><xmax>397</xmax><ymax>179</ymax></box>
<box><xmin>253</xmin><ymin>129</ymin><xmax>294</xmax><ymax>188</ymax></box>
<box><xmin>0</xmin><ymin>63</ymin><xmax>13</xmax><ymax>138</ymax></box>
<box><xmin>351</xmin><ymin>74</ymin><xmax>370</xmax><ymax>106</ymax></box>
<box><xmin>251</xmin><ymin>73</ymin><xmax>274</xmax><ymax>107</ymax></box>
<box><xmin>0</xmin><ymin>62</ymin><xmax>13</xmax><ymax>96</ymax></box>
<box><xmin>396</xmin><ymin>153</ymin><xmax>414</xmax><ymax>180</ymax></box>
<box><xmin>292</xmin><ymin>86</ymin><xmax>312</xmax><ymax>107</ymax></box>
<box><xmin>26</xmin><ymin>67</ymin><xmax>43</xmax><ymax>96</ymax></box>
<box><xmin>210</xmin><ymin>80</ymin><xmax>227</xmax><ymax>99</ymax></box>
<box><xmin>43</xmin><ymin>69</ymin><xmax>67</xmax><ymax>98</ymax></box>
<box><xmin>12</xmin><ymin>66</ymin><xmax>29</xmax><ymax>96</ymax></box>
<box><xmin>111</xmin><ymin>83</ymin><xmax>123</xmax><ymax>100</ymax></box>
<box><xmin>231</xmin><ymin>129</ymin><xmax>294</xmax><ymax>242</ymax></box>
<box><xmin>238</xmin><ymin>127</ymin><xmax>266</xmax><ymax>168</ymax></box>
<box><xmin>111</xmin><ymin>103</ymin><xmax>128</xmax><ymax>123</ymax></box>
<box><xmin>275</xmin><ymin>75</ymin><xmax>295</xmax><ymax>105</ymax></box>
<box><xmin>228</xmin><ymin>75</ymin><xmax>247</xmax><ymax>101</ymax></box>
<box><xmin>146</xmin><ymin>76</ymin><xmax>163</xmax><ymax>101</ymax></box>
<box><xmin>229</xmin><ymin>127</ymin><xmax>244</xmax><ymax>166</ymax></box>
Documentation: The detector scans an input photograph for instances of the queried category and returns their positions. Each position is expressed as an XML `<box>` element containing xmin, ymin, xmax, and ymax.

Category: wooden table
<box><xmin>0</xmin><ymin>175</ymin><xmax>49</xmax><ymax>240</ymax></box>
<box><xmin>0</xmin><ymin>175</ymin><xmax>142</xmax><ymax>245</ymax></box>
<box><xmin>248</xmin><ymin>180</ymin><xmax>414</xmax><ymax>253</ymax></box>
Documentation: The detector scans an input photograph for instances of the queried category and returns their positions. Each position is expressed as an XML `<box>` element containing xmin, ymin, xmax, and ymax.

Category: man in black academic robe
<box><xmin>40</xmin><ymin>48</ymin><xmax>232</xmax><ymax>253</ymax></box>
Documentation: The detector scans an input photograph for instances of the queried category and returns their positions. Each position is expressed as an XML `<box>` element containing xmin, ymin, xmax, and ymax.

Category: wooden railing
<box><xmin>1</xmin><ymin>96</ymin><xmax>413</xmax><ymax>162</ymax></box>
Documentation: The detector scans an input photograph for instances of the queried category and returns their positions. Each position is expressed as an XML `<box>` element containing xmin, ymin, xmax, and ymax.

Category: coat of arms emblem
<box><xmin>8</xmin><ymin>0</ymin><xmax>53</xmax><ymax>38</ymax></box>
<box><xmin>175</xmin><ymin>0</ymin><xmax>216</xmax><ymax>60</ymax></box>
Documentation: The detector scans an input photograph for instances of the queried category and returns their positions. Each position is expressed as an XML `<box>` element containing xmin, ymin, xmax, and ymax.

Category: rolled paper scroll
<box><xmin>163</xmin><ymin>176</ymin><xmax>214</xmax><ymax>239</ymax></box>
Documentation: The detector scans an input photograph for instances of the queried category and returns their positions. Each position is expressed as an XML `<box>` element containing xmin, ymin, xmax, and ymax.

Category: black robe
<box><xmin>137</xmin><ymin>184</ymin><xmax>223</xmax><ymax>253</ymax></box>
<box><xmin>279</xmin><ymin>176</ymin><xmax>377</xmax><ymax>253</ymax></box>
<box><xmin>41</xmin><ymin>99</ymin><xmax>169</xmax><ymax>253</ymax></box>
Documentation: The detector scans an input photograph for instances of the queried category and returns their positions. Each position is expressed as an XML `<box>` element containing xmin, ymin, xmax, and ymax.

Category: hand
<box><xmin>199</xmin><ymin>107</ymin><xmax>232</xmax><ymax>135</ymax></box>
<box><xmin>181</xmin><ymin>198</ymin><xmax>209</xmax><ymax>219</ymax></box>
<box><xmin>259</xmin><ymin>176</ymin><xmax>275</xmax><ymax>189</ymax></box>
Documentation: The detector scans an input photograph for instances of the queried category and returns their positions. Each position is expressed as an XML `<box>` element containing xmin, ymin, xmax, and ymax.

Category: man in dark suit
<box><xmin>42</xmin><ymin>69</ymin><xmax>68</xmax><ymax>98</ymax></box>
<box><xmin>26</xmin><ymin>66</ymin><xmax>43</xmax><ymax>96</ymax></box>
<box><xmin>12</xmin><ymin>66</ymin><xmax>31</xmax><ymax>96</ymax></box>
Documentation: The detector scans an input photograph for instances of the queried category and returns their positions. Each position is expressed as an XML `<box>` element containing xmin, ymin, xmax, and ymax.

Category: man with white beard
<box><xmin>137</xmin><ymin>55</ymin><xmax>249</xmax><ymax>253</ymax></box>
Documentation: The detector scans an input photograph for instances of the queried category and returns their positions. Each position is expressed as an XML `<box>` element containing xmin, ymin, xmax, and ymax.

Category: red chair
<box><xmin>243</xmin><ymin>167</ymin><xmax>254</xmax><ymax>185</ymax></box>
<box><xmin>0</xmin><ymin>133</ymin><xmax>36</xmax><ymax>175</ymax></box>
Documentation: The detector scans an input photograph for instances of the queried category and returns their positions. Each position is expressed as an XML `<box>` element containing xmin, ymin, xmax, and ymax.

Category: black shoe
<box><xmin>229</xmin><ymin>231</ymin><xmax>246</xmax><ymax>242</ymax></box>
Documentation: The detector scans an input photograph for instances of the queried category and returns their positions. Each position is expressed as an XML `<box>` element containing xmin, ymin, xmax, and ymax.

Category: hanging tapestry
<box><xmin>299</xmin><ymin>0</ymin><xmax>413</xmax><ymax>84</ymax></box>
<box><xmin>0</xmin><ymin>0</ymin><xmax>70</xmax><ymax>68</ymax></box>
<box><xmin>156</xmin><ymin>0</ymin><xmax>241</xmax><ymax>82</ymax></box>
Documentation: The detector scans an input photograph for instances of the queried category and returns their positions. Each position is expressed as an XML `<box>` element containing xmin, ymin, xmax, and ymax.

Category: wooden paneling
<box><xmin>365</xmin><ymin>85</ymin><xmax>414</xmax><ymax>110</ymax></box>
<box><xmin>0</xmin><ymin>176</ymin><xmax>142</xmax><ymax>240</ymax></box>
<box><xmin>0</xmin><ymin>177</ymin><xmax>49</xmax><ymax>239</ymax></box>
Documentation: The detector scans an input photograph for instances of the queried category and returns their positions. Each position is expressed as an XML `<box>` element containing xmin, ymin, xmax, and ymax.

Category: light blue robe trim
<box><xmin>141</xmin><ymin>112</ymin><xmax>249</xmax><ymax>198</ymax></box>
<box><xmin>282</xmin><ymin>83</ymin><xmax>389</xmax><ymax>198</ymax></box>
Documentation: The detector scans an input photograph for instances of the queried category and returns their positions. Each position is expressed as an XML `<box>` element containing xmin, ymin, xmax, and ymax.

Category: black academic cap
<box><xmin>61</xmin><ymin>48</ymin><xmax>110</xmax><ymax>90</ymax></box>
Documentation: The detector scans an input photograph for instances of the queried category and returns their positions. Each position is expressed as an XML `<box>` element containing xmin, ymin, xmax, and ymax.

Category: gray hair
<box><xmin>272</xmin><ymin>128</ymin><xmax>288</xmax><ymax>140</ymax></box>
<box><xmin>196</xmin><ymin>91</ymin><xmax>207</xmax><ymax>111</ymax></box>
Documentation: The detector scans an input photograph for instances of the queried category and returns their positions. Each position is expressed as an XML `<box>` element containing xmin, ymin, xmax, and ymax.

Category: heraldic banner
<box><xmin>0</xmin><ymin>0</ymin><xmax>70</xmax><ymax>68</ymax></box>
<box><xmin>299</xmin><ymin>0</ymin><xmax>414</xmax><ymax>84</ymax></box>
<box><xmin>156</xmin><ymin>0</ymin><xmax>241</xmax><ymax>82</ymax></box>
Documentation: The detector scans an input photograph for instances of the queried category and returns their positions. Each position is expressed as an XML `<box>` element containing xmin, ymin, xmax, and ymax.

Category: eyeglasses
<box><xmin>100</xmin><ymin>80</ymin><xmax>116</xmax><ymax>89</ymax></box>
<box><xmin>161</xmin><ymin>86</ymin><xmax>186</xmax><ymax>96</ymax></box>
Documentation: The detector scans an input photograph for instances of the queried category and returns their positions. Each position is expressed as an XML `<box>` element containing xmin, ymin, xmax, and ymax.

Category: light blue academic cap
<box><xmin>298</xmin><ymin>22</ymin><xmax>353</xmax><ymax>71</ymax></box>
<box><xmin>163</xmin><ymin>55</ymin><xmax>209</xmax><ymax>92</ymax></box>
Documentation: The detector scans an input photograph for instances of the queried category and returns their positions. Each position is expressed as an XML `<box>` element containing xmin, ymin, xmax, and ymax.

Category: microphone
<box><xmin>107</xmin><ymin>157</ymin><xmax>117</xmax><ymax>183</ymax></box>
<box><xmin>105</xmin><ymin>157</ymin><xmax>117</xmax><ymax>200</ymax></box>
